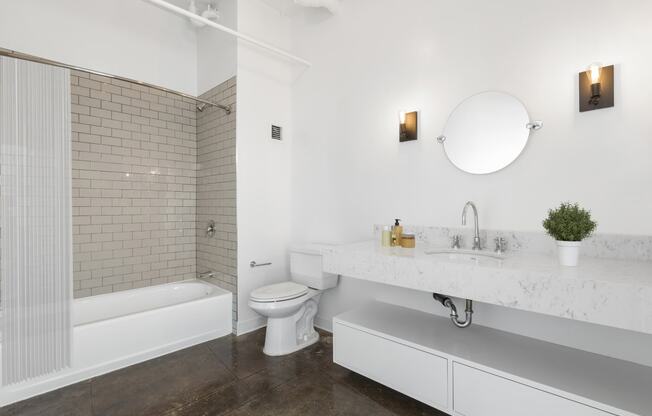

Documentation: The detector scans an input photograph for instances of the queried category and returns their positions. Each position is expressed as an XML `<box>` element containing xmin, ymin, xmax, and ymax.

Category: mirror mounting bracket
<box><xmin>526</xmin><ymin>120</ymin><xmax>543</xmax><ymax>131</ymax></box>
<box><xmin>437</xmin><ymin>120</ymin><xmax>542</xmax><ymax>144</ymax></box>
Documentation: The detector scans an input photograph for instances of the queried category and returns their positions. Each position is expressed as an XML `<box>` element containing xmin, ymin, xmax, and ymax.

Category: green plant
<box><xmin>543</xmin><ymin>202</ymin><xmax>597</xmax><ymax>242</ymax></box>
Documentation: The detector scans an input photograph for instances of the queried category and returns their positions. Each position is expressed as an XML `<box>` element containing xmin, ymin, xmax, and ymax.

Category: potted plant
<box><xmin>542</xmin><ymin>202</ymin><xmax>597</xmax><ymax>266</ymax></box>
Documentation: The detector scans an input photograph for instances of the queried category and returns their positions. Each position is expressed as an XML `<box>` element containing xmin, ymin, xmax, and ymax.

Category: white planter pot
<box><xmin>556</xmin><ymin>241</ymin><xmax>581</xmax><ymax>266</ymax></box>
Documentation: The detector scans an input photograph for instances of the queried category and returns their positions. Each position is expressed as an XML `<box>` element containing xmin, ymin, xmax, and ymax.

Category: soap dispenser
<box><xmin>391</xmin><ymin>219</ymin><xmax>403</xmax><ymax>247</ymax></box>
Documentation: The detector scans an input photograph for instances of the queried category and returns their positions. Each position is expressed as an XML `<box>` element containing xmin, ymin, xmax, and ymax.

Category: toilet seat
<box><xmin>250</xmin><ymin>281</ymin><xmax>308</xmax><ymax>303</ymax></box>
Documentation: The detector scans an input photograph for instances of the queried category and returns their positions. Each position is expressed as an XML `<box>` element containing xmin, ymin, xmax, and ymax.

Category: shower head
<box><xmin>196</xmin><ymin>103</ymin><xmax>208</xmax><ymax>112</ymax></box>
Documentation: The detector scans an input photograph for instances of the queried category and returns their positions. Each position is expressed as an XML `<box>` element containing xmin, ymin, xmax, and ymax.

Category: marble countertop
<box><xmin>322</xmin><ymin>241</ymin><xmax>652</xmax><ymax>335</ymax></box>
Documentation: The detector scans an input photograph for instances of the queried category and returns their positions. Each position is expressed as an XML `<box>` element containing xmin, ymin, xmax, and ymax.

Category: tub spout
<box><xmin>198</xmin><ymin>271</ymin><xmax>215</xmax><ymax>279</ymax></box>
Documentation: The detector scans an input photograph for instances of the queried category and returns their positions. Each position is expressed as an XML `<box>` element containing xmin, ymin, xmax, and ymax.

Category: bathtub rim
<box><xmin>0</xmin><ymin>279</ymin><xmax>231</xmax><ymax>339</ymax></box>
<box><xmin>74</xmin><ymin>278</ymin><xmax>230</xmax><ymax>327</ymax></box>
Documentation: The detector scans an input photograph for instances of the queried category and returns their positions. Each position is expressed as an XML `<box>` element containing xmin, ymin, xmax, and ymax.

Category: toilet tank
<box><xmin>289</xmin><ymin>243</ymin><xmax>339</xmax><ymax>290</ymax></box>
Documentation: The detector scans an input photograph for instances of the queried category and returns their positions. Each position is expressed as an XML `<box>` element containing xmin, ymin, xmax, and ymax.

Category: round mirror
<box><xmin>440</xmin><ymin>91</ymin><xmax>532</xmax><ymax>174</ymax></box>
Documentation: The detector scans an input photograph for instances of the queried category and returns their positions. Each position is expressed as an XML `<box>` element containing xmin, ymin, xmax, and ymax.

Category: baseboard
<box><xmin>314</xmin><ymin>315</ymin><xmax>332</xmax><ymax>332</ymax></box>
<box><xmin>236</xmin><ymin>316</ymin><xmax>267</xmax><ymax>336</ymax></box>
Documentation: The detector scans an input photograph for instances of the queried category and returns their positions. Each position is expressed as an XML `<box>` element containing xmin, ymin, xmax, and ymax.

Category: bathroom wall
<box><xmin>197</xmin><ymin>0</ymin><xmax>238</xmax><ymax>95</ymax></box>
<box><xmin>0</xmin><ymin>0</ymin><xmax>198</xmax><ymax>95</ymax></box>
<box><xmin>197</xmin><ymin>77</ymin><xmax>238</xmax><ymax>328</ymax></box>
<box><xmin>288</xmin><ymin>0</ymin><xmax>652</xmax><ymax>365</ymax></box>
<box><xmin>71</xmin><ymin>70</ymin><xmax>198</xmax><ymax>297</ymax></box>
<box><xmin>290</xmin><ymin>0</ymin><xmax>652</xmax><ymax>238</ymax></box>
<box><xmin>235</xmin><ymin>0</ymin><xmax>295</xmax><ymax>334</ymax></box>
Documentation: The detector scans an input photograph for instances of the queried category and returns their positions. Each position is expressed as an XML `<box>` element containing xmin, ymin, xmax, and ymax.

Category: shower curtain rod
<box><xmin>142</xmin><ymin>0</ymin><xmax>312</xmax><ymax>67</ymax></box>
<box><xmin>0</xmin><ymin>47</ymin><xmax>232</xmax><ymax>114</ymax></box>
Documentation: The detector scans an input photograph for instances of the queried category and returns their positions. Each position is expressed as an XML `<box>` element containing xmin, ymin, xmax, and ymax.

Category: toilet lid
<box><xmin>250</xmin><ymin>282</ymin><xmax>308</xmax><ymax>302</ymax></box>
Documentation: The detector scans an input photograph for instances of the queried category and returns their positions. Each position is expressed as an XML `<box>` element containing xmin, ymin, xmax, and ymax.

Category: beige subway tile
<box><xmin>101</xmin><ymin>83</ymin><xmax>122</xmax><ymax>95</ymax></box>
<box><xmin>102</xmin><ymin>100</ymin><xmax>122</xmax><ymax>112</ymax></box>
<box><xmin>112</xmin><ymin>94</ymin><xmax>131</xmax><ymax>106</ymax></box>
<box><xmin>102</xmin><ymin>118</ymin><xmax>122</xmax><ymax>129</ymax></box>
<box><xmin>121</xmin><ymin>104</ymin><xmax>140</xmax><ymax>115</ymax></box>
<box><xmin>99</xmin><ymin>136</ymin><xmax>122</xmax><ymax>147</ymax></box>
<box><xmin>111</xmin><ymin>111</ymin><xmax>131</xmax><ymax>123</ymax></box>
<box><xmin>91</xmin><ymin>286</ymin><xmax>113</xmax><ymax>296</ymax></box>
<box><xmin>90</xmin><ymin>90</ymin><xmax>112</xmax><ymax>101</ymax></box>
<box><xmin>122</xmin><ymin>88</ymin><xmax>141</xmax><ymax>99</ymax></box>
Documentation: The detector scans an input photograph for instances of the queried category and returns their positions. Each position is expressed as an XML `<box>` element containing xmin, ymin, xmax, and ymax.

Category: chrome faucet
<box><xmin>462</xmin><ymin>201</ymin><xmax>481</xmax><ymax>250</ymax></box>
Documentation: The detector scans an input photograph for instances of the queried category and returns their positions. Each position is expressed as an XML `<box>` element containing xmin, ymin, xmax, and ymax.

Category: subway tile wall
<box><xmin>196</xmin><ymin>78</ymin><xmax>237</xmax><ymax>325</ymax></box>
<box><xmin>71</xmin><ymin>70</ymin><xmax>200</xmax><ymax>297</ymax></box>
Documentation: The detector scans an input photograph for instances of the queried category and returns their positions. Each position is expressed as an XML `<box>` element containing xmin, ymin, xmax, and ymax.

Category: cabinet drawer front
<box><xmin>453</xmin><ymin>363</ymin><xmax>612</xmax><ymax>416</ymax></box>
<box><xmin>334</xmin><ymin>322</ymin><xmax>448</xmax><ymax>409</ymax></box>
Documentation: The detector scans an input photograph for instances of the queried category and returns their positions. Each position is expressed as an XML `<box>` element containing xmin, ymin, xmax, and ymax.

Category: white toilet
<box><xmin>248</xmin><ymin>244</ymin><xmax>338</xmax><ymax>356</ymax></box>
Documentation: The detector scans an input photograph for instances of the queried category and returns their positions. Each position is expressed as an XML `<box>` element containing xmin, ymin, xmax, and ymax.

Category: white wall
<box><xmin>196</xmin><ymin>0</ymin><xmax>238</xmax><ymax>94</ymax></box>
<box><xmin>0</xmin><ymin>0</ymin><xmax>198</xmax><ymax>95</ymax></box>
<box><xmin>235</xmin><ymin>0</ymin><xmax>296</xmax><ymax>333</ymax></box>
<box><xmin>290</xmin><ymin>0</ymin><xmax>652</xmax><ymax>365</ymax></box>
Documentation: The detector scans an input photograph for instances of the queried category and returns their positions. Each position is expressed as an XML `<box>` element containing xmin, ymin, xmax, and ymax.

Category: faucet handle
<box><xmin>494</xmin><ymin>237</ymin><xmax>507</xmax><ymax>254</ymax></box>
<box><xmin>451</xmin><ymin>235</ymin><xmax>461</xmax><ymax>249</ymax></box>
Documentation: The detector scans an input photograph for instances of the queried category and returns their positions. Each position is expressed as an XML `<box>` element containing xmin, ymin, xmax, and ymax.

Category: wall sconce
<box><xmin>579</xmin><ymin>62</ymin><xmax>614</xmax><ymax>112</ymax></box>
<box><xmin>399</xmin><ymin>110</ymin><xmax>418</xmax><ymax>142</ymax></box>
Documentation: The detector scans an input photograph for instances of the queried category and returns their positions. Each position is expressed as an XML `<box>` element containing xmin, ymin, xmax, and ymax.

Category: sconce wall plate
<box><xmin>579</xmin><ymin>65</ymin><xmax>614</xmax><ymax>112</ymax></box>
<box><xmin>399</xmin><ymin>111</ymin><xmax>418</xmax><ymax>142</ymax></box>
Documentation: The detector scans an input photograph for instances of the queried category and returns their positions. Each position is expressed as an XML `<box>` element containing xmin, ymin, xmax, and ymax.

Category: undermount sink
<box><xmin>424</xmin><ymin>249</ymin><xmax>504</xmax><ymax>265</ymax></box>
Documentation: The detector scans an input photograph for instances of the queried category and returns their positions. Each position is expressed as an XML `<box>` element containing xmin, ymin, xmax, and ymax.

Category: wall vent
<box><xmin>271</xmin><ymin>125</ymin><xmax>282</xmax><ymax>140</ymax></box>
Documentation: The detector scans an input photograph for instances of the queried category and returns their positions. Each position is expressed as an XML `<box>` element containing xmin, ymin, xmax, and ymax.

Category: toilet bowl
<box><xmin>249</xmin><ymin>282</ymin><xmax>322</xmax><ymax>355</ymax></box>
<box><xmin>248</xmin><ymin>244</ymin><xmax>338</xmax><ymax>356</ymax></box>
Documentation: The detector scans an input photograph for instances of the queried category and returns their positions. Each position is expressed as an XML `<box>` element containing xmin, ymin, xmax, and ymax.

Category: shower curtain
<box><xmin>0</xmin><ymin>57</ymin><xmax>72</xmax><ymax>385</ymax></box>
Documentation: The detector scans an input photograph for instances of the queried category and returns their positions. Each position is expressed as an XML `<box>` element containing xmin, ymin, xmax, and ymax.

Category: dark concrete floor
<box><xmin>1</xmin><ymin>329</ymin><xmax>448</xmax><ymax>416</ymax></box>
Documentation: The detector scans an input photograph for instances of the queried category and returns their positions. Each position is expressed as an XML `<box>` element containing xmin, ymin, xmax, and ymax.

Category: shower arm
<box><xmin>0</xmin><ymin>47</ymin><xmax>232</xmax><ymax>114</ymax></box>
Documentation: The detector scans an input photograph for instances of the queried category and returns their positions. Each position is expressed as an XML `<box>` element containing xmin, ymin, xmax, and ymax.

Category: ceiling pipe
<box><xmin>142</xmin><ymin>0</ymin><xmax>312</xmax><ymax>67</ymax></box>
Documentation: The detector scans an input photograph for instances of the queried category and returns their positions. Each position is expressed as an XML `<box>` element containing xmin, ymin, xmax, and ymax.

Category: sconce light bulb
<box><xmin>589</xmin><ymin>62</ymin><xmax>602</xmax><ymax>85</ymax></box>
<box><xmin>399</xmin><ymin>111</ymin><xmax>407</xmax><ymax>125</ymax></box>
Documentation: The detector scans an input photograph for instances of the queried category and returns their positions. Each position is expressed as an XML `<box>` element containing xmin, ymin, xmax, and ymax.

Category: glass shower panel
<box><xmin>0</xmin><ymin>57</ymin><xmax>73</xmax><ymax>385</ymax></box>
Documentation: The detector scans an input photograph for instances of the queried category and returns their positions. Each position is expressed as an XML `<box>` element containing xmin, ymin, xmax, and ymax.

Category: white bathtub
<box><xmin>0</xmin><ymin>279</ymin><xmax>232</xmax><ymax>406</ymax></box>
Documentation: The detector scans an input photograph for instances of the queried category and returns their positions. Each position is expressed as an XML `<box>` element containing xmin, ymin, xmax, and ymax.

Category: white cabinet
<box><xmin>334</xmin><ymin>322</ymin><xmax>448</xmax><ymax>409</ymax></box>
<box><xmin>333</xmin><ymin>301</ymin><xmax>651</xmax><ymax>416</ymax></box>
<box><xmin>452</xmin><ymin>363</ymin><xmax>612</xmax><ymax>416</ymax></box>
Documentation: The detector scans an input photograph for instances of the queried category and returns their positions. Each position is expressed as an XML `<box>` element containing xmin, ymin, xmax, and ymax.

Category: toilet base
<box><xmin>263</xmin><ymin>330</ymin><xmax>319</xmax><ymax>356</ymax></box>
<box><xmin>261</xmin><ymin>294</ymin><xmax>321</xmax><ymax>356</ymax></box>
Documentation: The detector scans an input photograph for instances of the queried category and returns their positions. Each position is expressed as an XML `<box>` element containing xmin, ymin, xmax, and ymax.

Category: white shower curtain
<box><xmin>0</xmin><ymin>57</ymin><xmax>72</xmax><ymax>385</ymax></box>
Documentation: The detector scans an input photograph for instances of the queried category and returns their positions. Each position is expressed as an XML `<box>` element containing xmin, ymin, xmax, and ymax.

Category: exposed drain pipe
<box><xmin>433</xmin><ymin>293</ymin><xmax>473</xmax><ymax>328</ymax></box>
